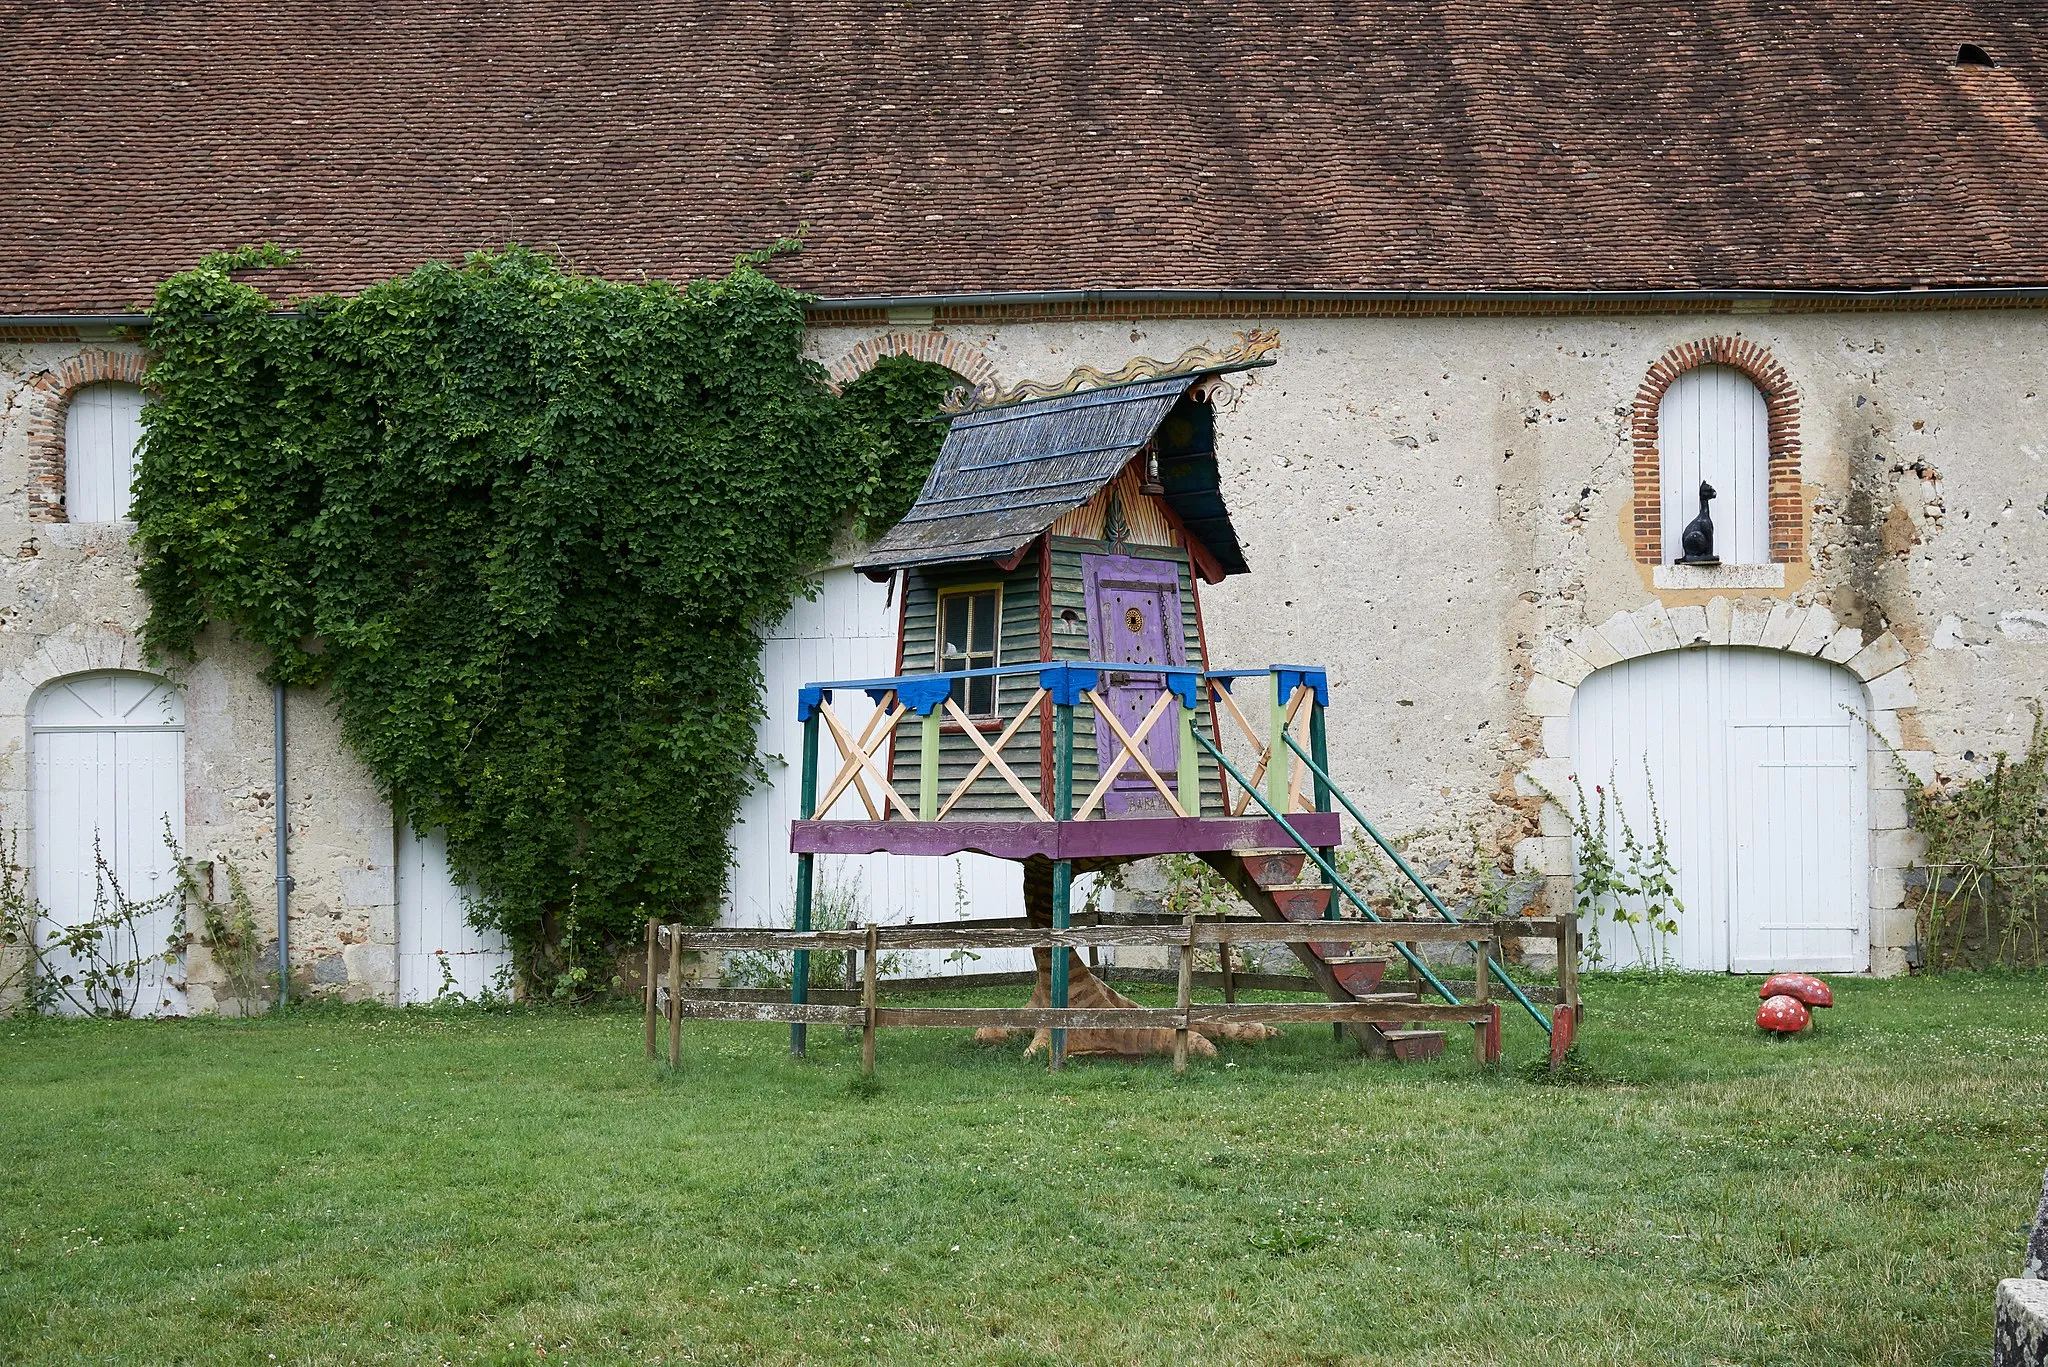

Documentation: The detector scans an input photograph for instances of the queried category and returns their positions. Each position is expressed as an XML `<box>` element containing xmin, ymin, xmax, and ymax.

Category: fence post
<box><xmin>643</xmin><ymin>918</ymin><xmax>658</xmax><ymax>1062</ymax></box>
<box><xmin>667</xmin><ymin>921</ymin><xmax>683</xmax><ymax>1069</ymax></box>
<box><xmin>1050</xmin><ymin>698</ymin><xmax>1075</xmax><ymax>1072</ymax></box>
<box><xmin>1553</xmin><ymin>910</ymin><xmax>1581</xmax><ymax>1071</ymax></box>
<box><xmin>1472</xmin><ymin>925</ymin><xmax>1493</xmax><ymax>1067</ymax></box>
<box><xmin>1174</xmin><ymin>914</ymin><xmax>1195</xmax><ymax>1074</ymax></box>
<box><xmin>792</xmin><ymin>705</ymin><xmax>820</xmax><ymax>1059</ymax></box>
<box><xmin>861</xmin><ymin>923</ymin><xmax>879</xmax><ymax>1077</ymax></box>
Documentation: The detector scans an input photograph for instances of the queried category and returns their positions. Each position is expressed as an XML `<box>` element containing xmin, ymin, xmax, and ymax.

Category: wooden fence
<box><xmin>643</xmin><ymin>914</ymin><xmax>1582</xmax><ymax>1074</ymax></box>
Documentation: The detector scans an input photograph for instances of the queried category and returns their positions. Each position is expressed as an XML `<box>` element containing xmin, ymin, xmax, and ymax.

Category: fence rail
<box><xmin>644</xmin><ymin>914</ymin><xmax>1581</xmax><ymax>1075</ymax></box>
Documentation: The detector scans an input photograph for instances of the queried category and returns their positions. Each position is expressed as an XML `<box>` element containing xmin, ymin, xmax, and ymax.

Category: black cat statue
<box><xmin>1678</xmin><ymin>480</ymin><xmax>1719</xmax><ymax>566</ymax></box>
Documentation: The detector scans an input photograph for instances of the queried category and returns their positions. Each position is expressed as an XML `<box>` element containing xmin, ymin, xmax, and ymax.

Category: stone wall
<box><xmin>4</xmin><ymin>305</ymin><xmax>2043</xmax><ymax>1008</ymax></box>
<box><xmin>820</xmin><ymin>308</ymin><xmax>2048</xmax><ymax>973</ymax></box>
<box><xmin>0</xmin><ymin>327</ymin><xmax>397</xmax><ymax>1006</ymax></box>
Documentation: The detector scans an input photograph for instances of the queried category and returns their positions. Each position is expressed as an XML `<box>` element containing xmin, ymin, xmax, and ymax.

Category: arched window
<box><xmin>1658</xmin><ymin>365</ymin><xmax>1769</xmax><ymax>565</ymax></box>
<box><xmin>63</xmin><ymin>381</ymin><xmax>145</xmax><ymax>522</ymax></box>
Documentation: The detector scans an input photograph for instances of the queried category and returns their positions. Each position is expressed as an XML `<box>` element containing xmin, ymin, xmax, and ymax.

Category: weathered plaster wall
<box><xmin>818</xmin><ymin>309</ymin><xmax>2048</xmax><ymax>973</ymax></box>
<box><xmin>0</xmin><ymin>330</ymin><xmax>397</xmax><ymax>1006</ymax></box>
<box><xmin>4</xmin><ymin>309</ymin><xmax>2040</xmax><ymax>1007</ymax></box>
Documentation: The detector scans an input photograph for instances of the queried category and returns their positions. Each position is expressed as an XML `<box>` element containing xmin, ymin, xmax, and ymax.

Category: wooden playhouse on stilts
<box><xmin>646</xmin><ymin>334</ymin><xmax>1581</xmax><ymax>1072</ymax></box>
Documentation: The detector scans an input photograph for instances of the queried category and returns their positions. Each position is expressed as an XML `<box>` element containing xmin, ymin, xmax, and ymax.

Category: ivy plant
<box><xmin>133</xmin><ymin>245</ymin><xmax>953</xmax><ymax>985</ymax></box>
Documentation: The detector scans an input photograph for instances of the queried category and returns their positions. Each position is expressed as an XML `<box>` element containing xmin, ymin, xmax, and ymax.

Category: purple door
<box><xmin>1082</xmin><ymin>554</ymin><xmax>1184</xmax><ymax>816</ymax></box>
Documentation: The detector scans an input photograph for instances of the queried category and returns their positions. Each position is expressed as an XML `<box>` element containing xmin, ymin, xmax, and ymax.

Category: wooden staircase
<box><xmin>1206</xmin><ymin>849</ymin><xmax>1447</xmax><ymax>1062</ymax></box>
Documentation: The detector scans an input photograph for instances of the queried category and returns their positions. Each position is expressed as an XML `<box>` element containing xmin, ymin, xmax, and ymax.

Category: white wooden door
<box><xmin>1660</xmin><ymin>365</ymin><xmax>1769</xmax><ymax>565</ymax></box>
<box><xmin>1728</xmin><ymin>719</ymin><xmax>1867</xmax><ymax>972</ymax></box>
<box><xmin>1568</xmin><ymin>647</ymin><xmax>1868</xmax><ymax>972</ymax></box>
<box><xmin>30</xmin><ymin>673</ymin><xmax>186</xmax><ymax>1016</ymax></box>
<box><xmin>727</xmin><ymin>566</ymin><xmax>1037</xmax><ymax>978</ymax></box>
<box><xmin>396</xmin><ymin>823</ymin><xmax>512</xmax><ymax>1002</ymax></box>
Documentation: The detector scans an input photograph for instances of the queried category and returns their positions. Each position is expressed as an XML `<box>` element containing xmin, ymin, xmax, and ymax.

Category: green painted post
<box><xmin>1310</xmin><ymin>697</ymin><xmax>1338</xmax><ymax>927</ymax></box>
<box><xmin>1050</xmin><ymin>699</ymin><xmax>1075</xmax><ymax>1071</ymax></box>
<box><xmin>1309</xmin><ymin>699</ymin><xmax>1332</xmax><ymax>815</ymax></box>
<box><xmin>919</xmin><ymin>707</ymin><xmax>941</xmax><ymax>821</ymax></box>
<box><xmin>1177</xmin><ymin>692</ymin><xmax>1200</xmax><ymax>817</ymax></box>
<box><xmin>1266</xmin><ymin>670</ymin><xmax>1290</xmax><ymax>815</ymax></box>
<box><xmin>791</xmin><ymin>706</ymin><xmax>820</xmax><ymax>1058</ymax></box>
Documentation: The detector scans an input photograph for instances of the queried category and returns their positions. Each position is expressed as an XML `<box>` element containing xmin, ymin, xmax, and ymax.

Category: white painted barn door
<box><xmin>1660</xmin><ymin>365</ymin><xmax>1769</xmax><ymax>565</ymax></box>
<box><xmin>1568</xmin><ymin>648</ymin><xmax>1867</xmax><ymax>972</ymax></box>
<box><xmin>30</xmin><ymin>673</ymin><xmax>186</xmax><ymax>1016</ymax></box>
<box><xmin>727</xmin><ymin>566</ymin><xmax>1032</xmax><ymax>977</ymax></box>
<box><xmin>396</xmin><ymin>823</ymin><xmax>512</xmax><ymax>1002</ymax></box>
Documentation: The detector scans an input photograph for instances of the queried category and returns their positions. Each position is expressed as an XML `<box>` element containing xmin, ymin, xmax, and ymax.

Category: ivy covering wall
<box><xmin>134</xmin><ymin>246</ymin><xmax>953</xmax><ymax>982</ymax></box>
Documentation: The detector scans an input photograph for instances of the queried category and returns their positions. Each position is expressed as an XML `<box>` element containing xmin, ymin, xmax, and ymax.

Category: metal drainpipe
<box><xmin>274</xmin><ymin>682</ymin><xmax>291</xmax><ymax>1008</ymax></box>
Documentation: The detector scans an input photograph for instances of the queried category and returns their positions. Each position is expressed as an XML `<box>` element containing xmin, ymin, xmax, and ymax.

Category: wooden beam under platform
<box><xmin>787</xmin><ymin>812</ymin><xmax>1341</xmax><ymax>861</ymax></box>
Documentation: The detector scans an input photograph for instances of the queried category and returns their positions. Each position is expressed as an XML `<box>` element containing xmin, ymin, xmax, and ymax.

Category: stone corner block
<box><xmin>1846</xmin><ymin>630</ymin><xmax>1909</xmax><ymax>681</ymax></box>
<box><xmin>1523</xmin><ymin>673</ymin><xmax>1576</xmax><ymax>718</ymax></box>
<box><xmin>1873</xmin><ymin>826</ymin><xmax>1927</xmax><ymax>870</ymax></box>
<box><xmin>1515</xmin><ymin>757</ymin><xmax>1577</xmax><ymax>800</ymax></box>
<box><xmin>1564</xmin><ymin>625</ymin><xmax>1624</xmax><ymax>670</ymax></box>
<box><xmin>1596</xmin><ymin>609</ymin><xmax>1651</xmax><ymax>661</ymax></box>
<box><xmin>1995</xmin><ymin>1277</ymin><xmax>2048</xmax><ymax>1367</ymax></box>
<box><xmin>1668</xmin><ymin>604</ymin><xmax>1711</xmax><ymax>648</ymax></box>
<box><xmin>1730</xmin><ymin>600</ymin><xmax>1774</xmax><ymax>648</ymax></box>
<box><xmin>1533</xmin><ymin>638</ymin><xmax>1595</xmax><ymax>688</ymax></box>
<box><xmin>1758</xmin><ymin>601</ymin><xmax>1804</xmax><ymax>651</ymax></box>
<box><xmin>1789</xmin><ymin>604</ymin><xmax>1837</xmax><ymax>656</ymax></box>
<box><xmin>1865</xmin><ymin>665</ymin><xmax>1919</xmax><ymax>710</ymax></box>
<box><xmin>1632</xmin><ymin>602</ymin><xmax>1681</xmax><ymax>653</ymax></box>
<box><xmin>1513</xmin><ymin>835</ymin><xmax>1573</xmax><ymax>877</ymax></box>
<box><xmin>1704</xmin><ymin>595</ymin><xmax>1734</xmax><ymax>645</ymax></box>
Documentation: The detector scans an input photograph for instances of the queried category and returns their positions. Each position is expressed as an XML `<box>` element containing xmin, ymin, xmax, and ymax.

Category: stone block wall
<box><xmin>0</xmin><ymin>328</ymin><xmax>399</xmax><ymax>1007</ymax></box>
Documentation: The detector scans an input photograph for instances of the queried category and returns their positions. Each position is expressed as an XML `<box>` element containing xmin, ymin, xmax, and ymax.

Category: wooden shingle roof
<box><xmin>857</xmin><ymin>372</ymin><xmax>1249</xmax><ymax>577</ymax></box>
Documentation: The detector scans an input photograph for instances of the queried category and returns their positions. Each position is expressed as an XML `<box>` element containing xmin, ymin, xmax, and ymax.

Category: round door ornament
<box><xmin>1125</xmin><ymin>607</ymin><xmax>1145</xmax><ymax>633</ymax></box>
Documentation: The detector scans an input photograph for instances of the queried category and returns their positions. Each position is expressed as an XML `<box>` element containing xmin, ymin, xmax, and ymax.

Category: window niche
<box><xmin>1641</xmin><ymin>351</ymin><xmax>1796</xmax><ymax>590</ymax></box>
<box><xmin>63</xmin><ymin>381</ymin><xmax>146</xmax><ymax>523</ymax></box>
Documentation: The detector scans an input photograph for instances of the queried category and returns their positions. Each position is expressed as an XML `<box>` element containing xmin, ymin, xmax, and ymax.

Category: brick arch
<box><xmin>824</xmin><ymin>332</ymin><xmax>998</xmax><ymax>394</ymax></box>
<box><xmin>1630</xmin><ymin>337</ymin><xmax>1803</xmax><ymax>565</ymax></box>
<box><xmin>24</xmin><ymin>348</ymin><xmax>149</xmax><ymax>523</ymax></box>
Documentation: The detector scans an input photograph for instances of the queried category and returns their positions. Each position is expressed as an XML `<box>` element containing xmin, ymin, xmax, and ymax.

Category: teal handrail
<box><xmin>1279</xmin><ymin>731</ymin><xmax>1552</xmax><ymax>1035</ymax></box>
<box><xmin>1193</xmin><ymin>732</ymin><xmax>1466</xmax><ymax>1008</ymax></box>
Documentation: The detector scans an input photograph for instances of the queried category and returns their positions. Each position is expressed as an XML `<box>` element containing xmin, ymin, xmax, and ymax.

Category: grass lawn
<box><xmin>2</xmin><ymin>972</ymin><xmax>2043</xmax><ymax>1366</ymax></box>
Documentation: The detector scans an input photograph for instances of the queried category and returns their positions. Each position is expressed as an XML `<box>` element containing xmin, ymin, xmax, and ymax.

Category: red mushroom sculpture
<box><xmin>1759</xmin><ymin>973</ymin><xmax>1833</xmax><ymax>1009</ymax></box>
<box><xmin>1757</xmin><ymin>993</ymin><xmax>1812</xmax><ymax>1034</ymax></box>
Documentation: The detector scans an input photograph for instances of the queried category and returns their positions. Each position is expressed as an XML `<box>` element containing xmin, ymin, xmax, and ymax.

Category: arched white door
<box><xmin>1568</xmin><ymin>647</ymin><xmax>1868</xmax><ymax>973</ymax></box>
<box><xmin>30</xmin><ymin>672</ymin><xmax>186</xmax><ymax>1015</ymax></box>
<box><xmin>396</xmin><ymin>823</ymin><xmax>512</xmax><ymax>1003</ymax></box>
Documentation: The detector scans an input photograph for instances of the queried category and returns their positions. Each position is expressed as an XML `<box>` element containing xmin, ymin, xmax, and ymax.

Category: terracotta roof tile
<box><xmin>3</xmin><ymin>0</ymin><xmax>2046</xmax><ymax>312</ymax></box>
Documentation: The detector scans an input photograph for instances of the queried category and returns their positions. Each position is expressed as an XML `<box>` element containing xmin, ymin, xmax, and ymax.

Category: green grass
<box><xmin>3</xmin><ymin>973</ymin><xmax>2043</xmax><ymax>1366</ymax></box>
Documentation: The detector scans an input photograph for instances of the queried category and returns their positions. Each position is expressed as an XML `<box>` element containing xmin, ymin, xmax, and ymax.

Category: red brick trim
<box><xmin>824</xmin><ymin>332</ymin><xmax>997</xmax><ymax>392</ymax></box>
<box><xmin>1631</xmin><ymin>337</ymin><xmax>1802</xmax><ymax>565</ymax></box>
<box><xmin>23</xmin><ymin>348</ymin><xmax>149</xmax><ymax>522</ymax></box>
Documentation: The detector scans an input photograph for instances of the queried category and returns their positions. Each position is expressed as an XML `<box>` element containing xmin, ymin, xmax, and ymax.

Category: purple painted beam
<box><xmin>789</xmin><ymin>813</ymin><xmax>1342</xmax><ymax>861</ymax></box>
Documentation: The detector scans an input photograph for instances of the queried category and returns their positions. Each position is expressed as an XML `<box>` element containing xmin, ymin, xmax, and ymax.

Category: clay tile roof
<box><xmin>4</xmin><ymin>0</ymin><xmax>2048</xmax><ymax>314</ymax></box>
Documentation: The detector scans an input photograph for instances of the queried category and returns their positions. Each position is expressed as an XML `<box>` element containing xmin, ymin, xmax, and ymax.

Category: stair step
<box><xmin>1268</xmin><ymin>886</ymin><xmax>1332</xmax><ymax>921</ymax></box>
<box><xmin>1321</xmin><ymin>955</ymin><xmax>1387</xmax><ymax>996</ymax></box>
<box><xmin>1238</xmin><ymin>850</ymin><xmax>1306</xmax><ymax>888</ymax></box>
<box><xmin>1381</xmin><ymin>1029</ymin><xmax>1447</xmax><ymax>1063</ymax></box>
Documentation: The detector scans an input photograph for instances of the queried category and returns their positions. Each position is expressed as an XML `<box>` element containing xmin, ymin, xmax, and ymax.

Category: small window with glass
<box><xmin>937</xmin><ymin>586</ymin><xmax>1000</xmax><ymax>717</ymax></box>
